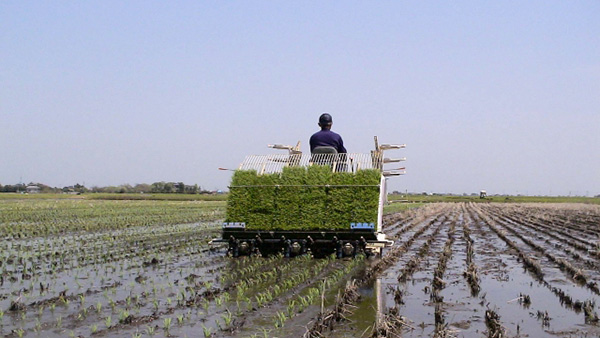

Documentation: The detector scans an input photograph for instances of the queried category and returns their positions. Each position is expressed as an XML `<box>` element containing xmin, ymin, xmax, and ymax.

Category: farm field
<box><xmin>363</xmin><ymin>202</ymin><xmax>600</xmax><ymax>338</ymax></box>
<box><xmin>1</xmin><ymin>199</ymin><xmax>600</xmax><ymax>337</ymax></box>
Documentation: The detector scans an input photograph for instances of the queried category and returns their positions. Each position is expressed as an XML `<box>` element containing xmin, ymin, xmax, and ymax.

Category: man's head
<box><xmin>318</xmin><ymin>113</ymin><xmax>333</xmax><ymax>130</ymax></box>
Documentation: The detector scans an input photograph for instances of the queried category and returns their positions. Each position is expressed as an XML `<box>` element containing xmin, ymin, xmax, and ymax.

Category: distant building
<box><xmin>26</xmin><ymin>185</ymin><xmax>41</xmax><ymax>194</ymax></box>
<box><xmin>62</xmin><ymin>186</ymin><xmax>76</xmax><ymax>194</ymax></box>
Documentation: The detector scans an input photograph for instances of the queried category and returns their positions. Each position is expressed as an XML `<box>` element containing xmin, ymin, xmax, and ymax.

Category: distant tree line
<box><xmin>90</xmin><ymin>182</ymin><xmax>207</xmax><ymax>194</ymax></box>
<box><xmin>0</xmin><ymin>183</ymin><xmax>62</xmax><ymax>193</ymax></box>
<box><xmin>0</xmin><ymin>182</ymin><xmax>212</xmax><ymax>194</ymax></box>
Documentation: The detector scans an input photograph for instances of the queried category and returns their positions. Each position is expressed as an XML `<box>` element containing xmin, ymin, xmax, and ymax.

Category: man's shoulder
<box><xmin>311</xmin><ymin>130</ymin><xmax>327</xmax><ymax>137</ymax></box>
<box><xmin>311</xmin><ymin>129</ymin><xmax>342</xmax><ymax>140</ymax></box>
<box><xmin>328</xmin><ymin>130</ymin><xmax>342</xmax><ymax>139</ymax></box>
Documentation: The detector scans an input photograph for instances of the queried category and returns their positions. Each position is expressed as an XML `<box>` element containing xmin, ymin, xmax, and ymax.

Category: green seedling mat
<box><xmin>226</xmin><ymin>166</ymin><xmax>381</xmax><ymax>231</ymax></box>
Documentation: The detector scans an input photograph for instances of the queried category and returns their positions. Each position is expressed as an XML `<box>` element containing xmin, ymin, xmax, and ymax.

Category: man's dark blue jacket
<box><xmin>309</xmin><ymin>130</ymin><xmax>347</xmax><ymax>153</ymax></box>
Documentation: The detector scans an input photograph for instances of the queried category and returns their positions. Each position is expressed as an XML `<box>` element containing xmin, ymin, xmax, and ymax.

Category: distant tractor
<box><xmin>480</xmin><ymin>190</ymin><xmax>487</xmax><ymax>199</ymax></box>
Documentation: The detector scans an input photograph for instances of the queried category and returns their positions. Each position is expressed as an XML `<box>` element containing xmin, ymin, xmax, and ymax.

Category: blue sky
<box><xmin>1</xmin><ymin>1</ymin><xmax>599</xmax><ymax>195</ymax></box>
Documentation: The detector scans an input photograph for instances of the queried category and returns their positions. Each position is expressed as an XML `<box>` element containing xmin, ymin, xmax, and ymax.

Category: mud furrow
<box><xmin>480</xmin><ymin>205</ymin><xmax>600</xmax><ymax>296</ymax></box>
<box><xmin>470</xmin><ymin>204</ymin><xmax>600</xmax><ymax>325</ymax></box>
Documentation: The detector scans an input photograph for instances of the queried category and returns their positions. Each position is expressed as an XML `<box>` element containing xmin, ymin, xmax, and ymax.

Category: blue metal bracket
<box><xmin>223</xmin><ymin>222</ymin><xmax>246</xmax><ymax>229</ymax></box>
<box><xmin>350</xmin><ymin>222</ymin><xmax>375</xmax><ymax>230</ymax></box>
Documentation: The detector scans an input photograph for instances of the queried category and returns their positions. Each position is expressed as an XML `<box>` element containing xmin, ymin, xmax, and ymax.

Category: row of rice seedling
<box><xmin>0</xmin><ymin>222</ymin><xmax>220</xmax><ymax>284</ymax></box>
<box><xmin>0</xmin><ymin>198</ymin><xmax>230</xmax><ymax>338</ymax></box>
<box><xmin>149</xmin><ymin>254</ymin><xmax>343</xmax><ymax>338</ymax></box>
<box><xmin>431</xmin><ymin>220</ymin><xmax>456</xmax><ymax>335</ymax></box>
<box><xmin>363</xmin><ymin>207</ymin><xmax>452</xmax><ymax>284</ymax></box>
<box><xmin>462</xmin><ymin>209</ymin><xmax>480</xmax><ymax>296</ymax></box>
<box><xmin>396</xmin><ymin>216</ymin><xmax>448</xmax><ymax>284</ymax></box>
<box><xmin>273</xmin><ymin>254</ymin><xmax>366</xmax><ymax>329</ymax></box>
<box><xmin>0</xmin><ymin>199</ymin><xmax>224</xmax><ymax>239</ymax></box>
<box><xmin>0</xmin><ymin>223</ymin><xmax>222</xmax><ymax>310</ymax></box>
<box><xmin>0</xmin><ymin>199</ymin><xmax>229</xmax><ymax>338</ymax></box>
<box><xmin>306</xmin><ymin>279</ymin><xmax>362</xmax><ymax>338</ymax></box>
<box><xmin>2</xmin><ymin>251</ymin><xmax>226</xmax><ymax>338</ymax></box>
<box><xmin>222</xmin><ymin>254</ymin><xmax>287</xmax><ymax>285</ymax></box>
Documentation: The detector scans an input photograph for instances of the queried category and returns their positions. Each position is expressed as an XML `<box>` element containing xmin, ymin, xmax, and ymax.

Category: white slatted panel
<box><xmin>237</xmin><ymin>153</ymin><xmax>382</xmax><ymax>174</ymax></box>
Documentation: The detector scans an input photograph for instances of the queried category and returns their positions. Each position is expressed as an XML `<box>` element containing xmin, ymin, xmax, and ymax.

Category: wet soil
<box><xmin>2</xmin><ymin>203</ymin><xmax>600</xmax><ymax>338</ymax></box>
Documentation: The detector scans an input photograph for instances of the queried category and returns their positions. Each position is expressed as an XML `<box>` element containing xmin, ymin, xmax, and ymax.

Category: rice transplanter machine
<box><xmin>212</xmin><ymin>136</ymin><xmax>406</xmax><ymax>258</ymax></box>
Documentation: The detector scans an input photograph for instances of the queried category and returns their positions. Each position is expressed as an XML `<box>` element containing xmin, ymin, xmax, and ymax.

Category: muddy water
<box><xmin>499</xmin><ymin>214</ymin><xmax>600</xmax><ymax>282</ymax></box>
<box><xmin>327</xmin><ymin>203</ymin><xmax>600</xmax><ymax>338</ymax></box>
<box><xmin>320</xmin><ymin>281</ymin><xmax>379</xmax><ymax>338</ymax></box>
<box><xmin>0</xmin><ymin>221</ymin><xmax>226</xmax><ymax>338</ymax></box>
<box><xmin>325</xmin><ymin>213</ymin><xmax>450</xmax><ymax>338</ymax></box>
<box><xmin>364</xmin><ymin>214</ymin><xmax>454</xmax><ymax>336</ymax></box>
<box><xmin>434</xmin><ymin>222</ymin><xmax>488</xmax><ymax>336</ymax></box>
<box><xmin>4</xmin><ymin>203</ymin><xmax>600</xmax><ymax>338</ymax></box>
<box><xmin>472</xmin><ymin>205</ymin><xmax>600</xmax><ymax>337</ymax></box>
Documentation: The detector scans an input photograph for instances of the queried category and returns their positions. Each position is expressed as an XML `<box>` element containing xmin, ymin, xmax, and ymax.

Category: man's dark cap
<box><xmin>319</xmin><ymin>113</ymin><xmax>333</xmax><ymax>125</ymax></box>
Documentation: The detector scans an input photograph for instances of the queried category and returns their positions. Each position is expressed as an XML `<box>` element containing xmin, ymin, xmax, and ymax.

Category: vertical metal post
<box><xmin>377</xmin><ymin>175</ymin><xmax>386</xmax><ymax>233</ymax></box>
<box><xmin>376</xmin><ymin>278</ymin><xmax>383</xmax><ymax>324</ymax></box>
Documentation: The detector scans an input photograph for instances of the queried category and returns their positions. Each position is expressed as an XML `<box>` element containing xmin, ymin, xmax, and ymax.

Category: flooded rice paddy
<box><xmin>1</xmin><ymin>199</ymin><xmax>599</xmax><ymax>337</ymax></box>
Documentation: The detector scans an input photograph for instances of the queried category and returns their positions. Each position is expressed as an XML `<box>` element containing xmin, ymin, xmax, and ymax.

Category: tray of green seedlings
<box><xmin>226</xmin><ymin>166</ymin><xmax>381</xmax><ymax>231</ymax></box>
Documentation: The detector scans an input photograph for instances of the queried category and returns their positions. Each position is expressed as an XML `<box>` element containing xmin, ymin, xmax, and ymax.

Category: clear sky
<box><xmin>1</xmin><ymin>2</ymin><xmax>599</xmax><ymax>196</ymax></box>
